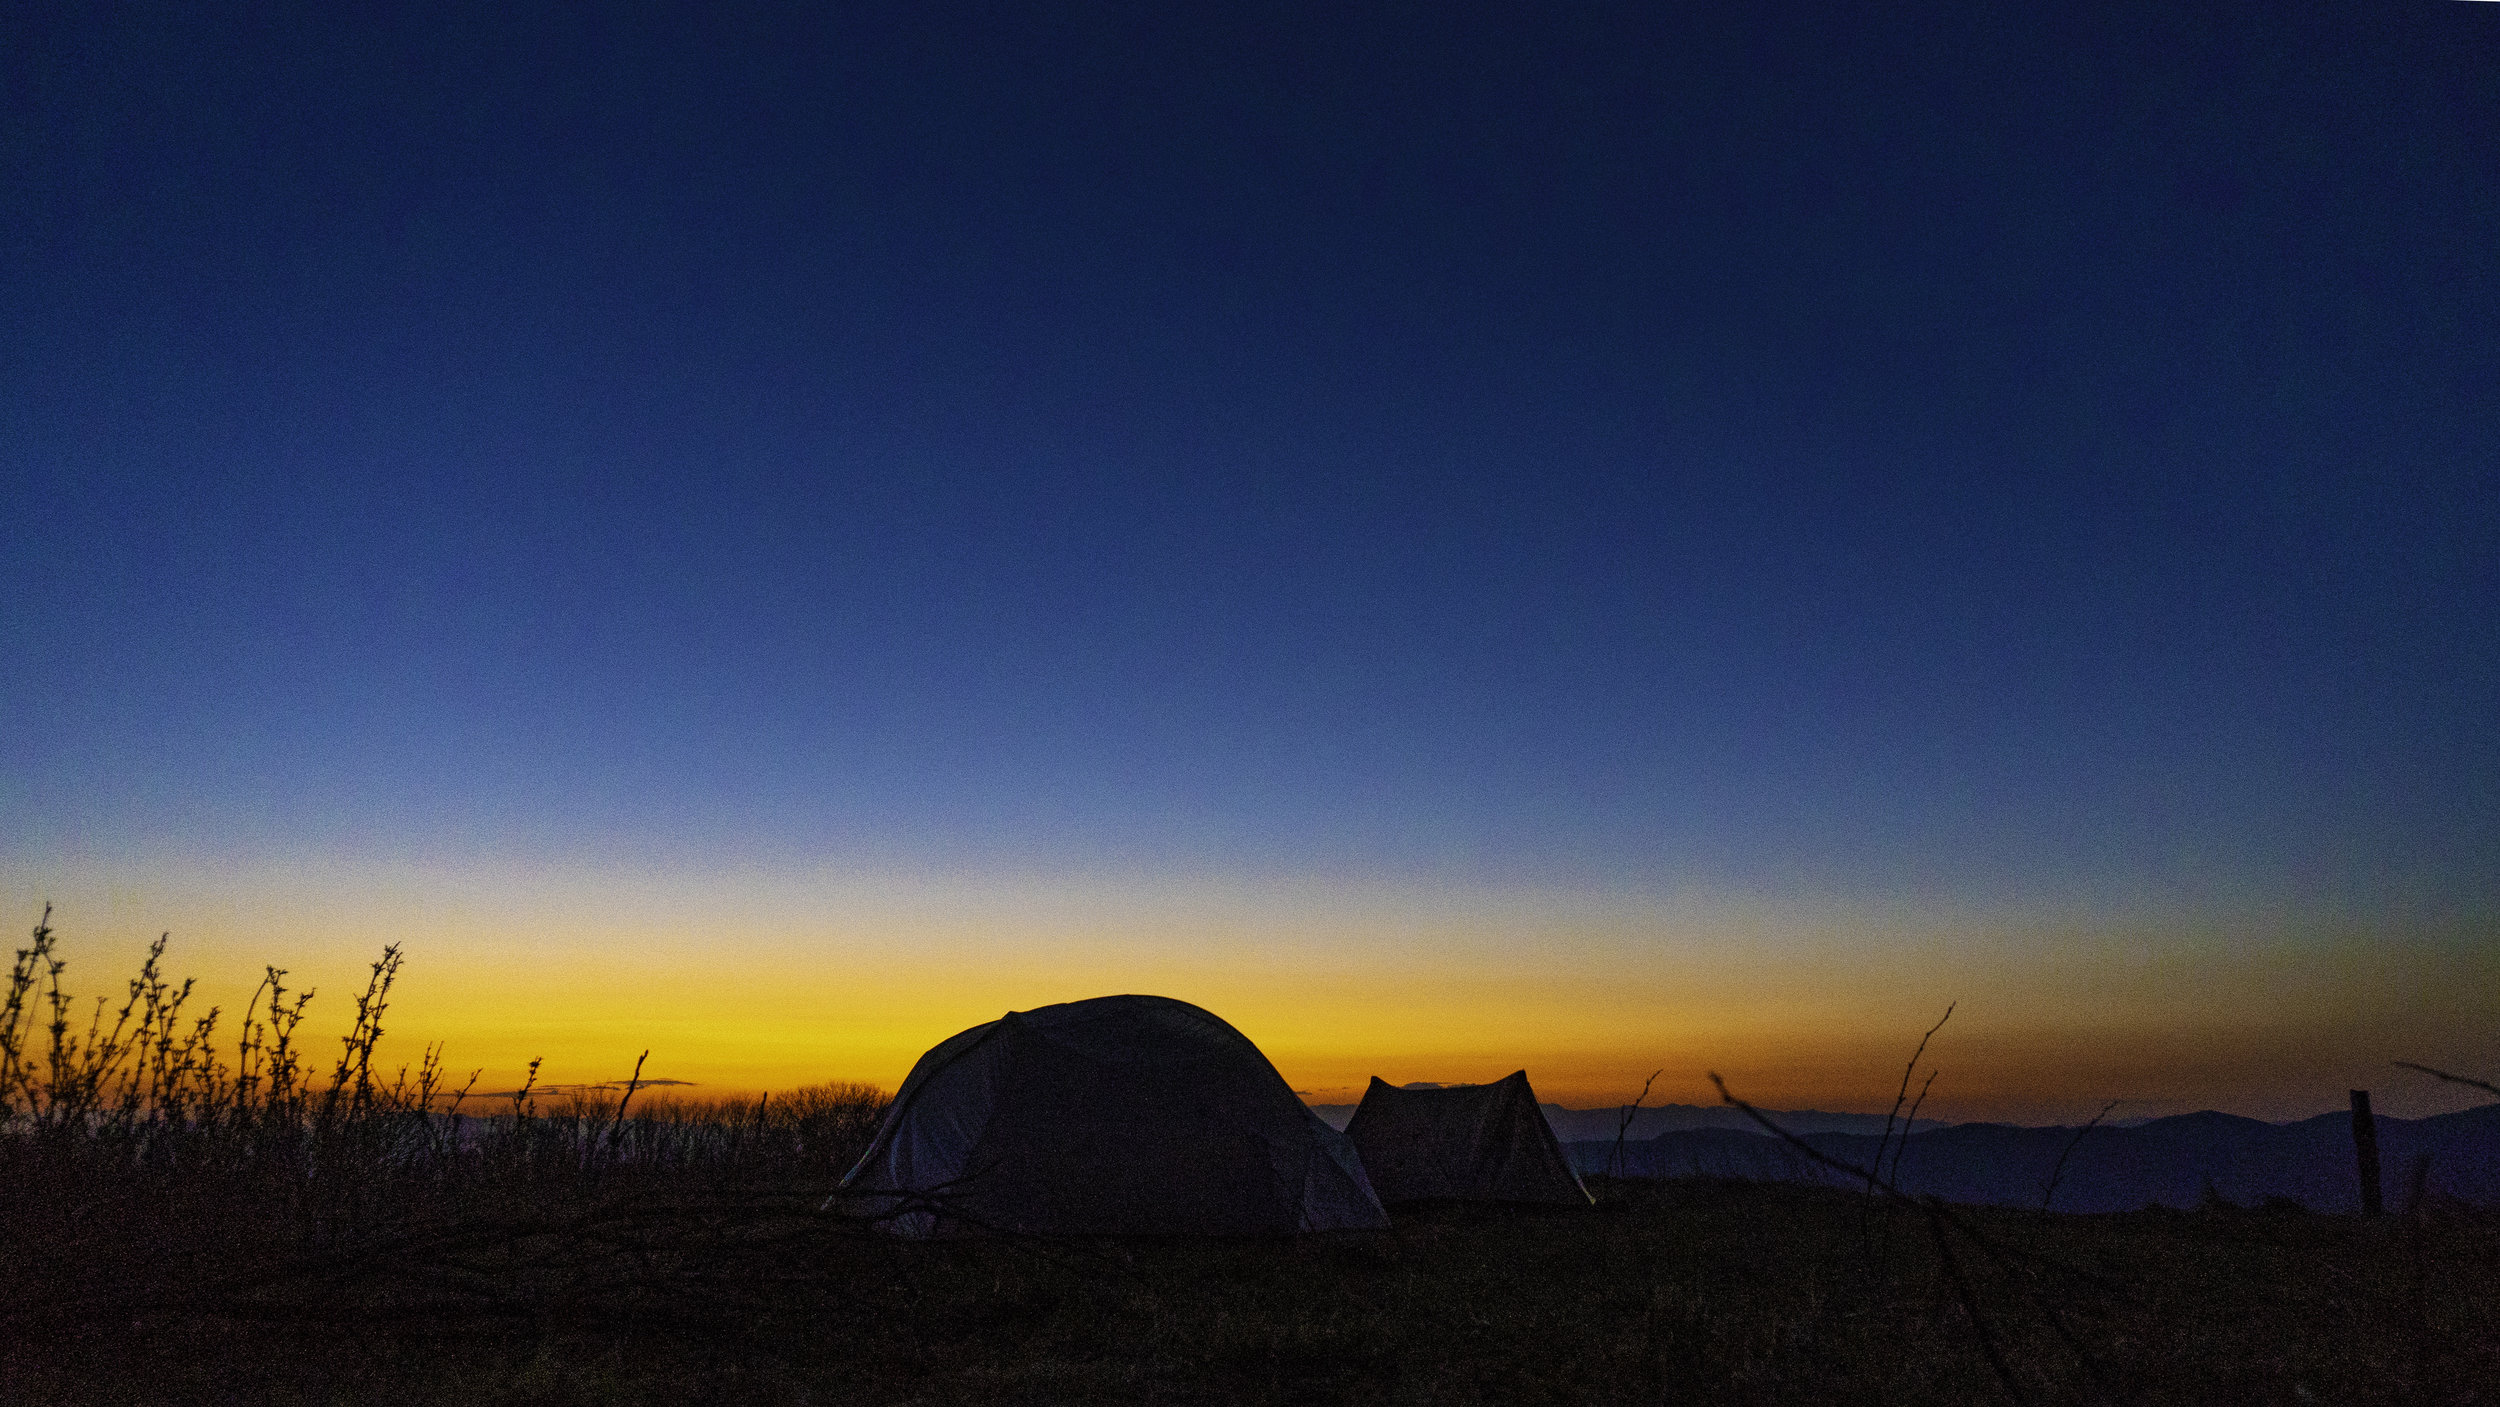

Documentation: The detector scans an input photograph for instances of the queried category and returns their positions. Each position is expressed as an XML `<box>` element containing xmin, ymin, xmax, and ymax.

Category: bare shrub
<box><xmin>0</xmin><ymin>909</ymin><xmax>892</xmax><ymax>1333</ymax></box>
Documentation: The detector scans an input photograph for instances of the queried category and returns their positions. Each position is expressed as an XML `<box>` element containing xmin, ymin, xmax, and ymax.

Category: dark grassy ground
<box><xmin>10</xmin><ymin>1177</ymin><xmax>2496</xmax><ymax>1407</ymax></box>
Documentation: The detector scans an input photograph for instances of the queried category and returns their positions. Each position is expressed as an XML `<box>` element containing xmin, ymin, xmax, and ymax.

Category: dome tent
<box><xmin>841</xmin><ymin>995</ymin><xmax>1389</xmax><ymax>1236</ymax></box>
<box><xmin>1343</xmin><ymin>1071</ymin><xmax>1593</xmax><ymax>1207</ymax></box>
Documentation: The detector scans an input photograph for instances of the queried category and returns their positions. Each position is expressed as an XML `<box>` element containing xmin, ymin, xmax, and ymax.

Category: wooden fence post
<box><xmin>2349</xmin><ymin>1088</ymin><xmax>2383</xmax><ymax>1218</ymax></box>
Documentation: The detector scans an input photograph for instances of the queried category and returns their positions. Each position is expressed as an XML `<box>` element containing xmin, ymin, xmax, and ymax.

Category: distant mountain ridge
<box><xmin>1556</xmin><ymin>1102</ymin><xmax>2500</xmax><ymax>1213</ymax></box>
<box><xmin>1304</xmin><ymin>1101</ymin><xmax>1942</xmax><ymax>1140</ymax></box>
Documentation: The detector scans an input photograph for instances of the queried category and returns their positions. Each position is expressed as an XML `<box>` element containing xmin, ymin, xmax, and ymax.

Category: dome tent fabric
<box><xmin>1343</xmin><ymin>1071</ymin><xmax>1593</xmax><ymax>1207</ymax></box>
<box><xmin>841</xmin><ymin>995</ymin><xmax>1389</xmax><ymax>1236</ymax></box>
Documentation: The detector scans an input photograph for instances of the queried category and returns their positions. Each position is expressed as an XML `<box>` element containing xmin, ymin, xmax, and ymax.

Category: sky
<box><xmin>5</xmin><ymin>2</ymin><xmax>2496</xmax><ymax>1121</ymax></box>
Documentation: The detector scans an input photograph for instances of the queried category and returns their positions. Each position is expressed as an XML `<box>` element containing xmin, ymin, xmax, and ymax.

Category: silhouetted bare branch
<box><xmin>2041</xmin><ymin>1100</ymin><xmax>2121</xmax><ymax>1214</ymax></box>
<box><xmin>2395</xmin><ymin>1061</ymin><xmax>2500</xmax><ymax>1100</ymax></box>
<box><xmin>1872</xmin><ymin>1002</ymin><xmax>1953</xmax><ymax>1196</ymax></box>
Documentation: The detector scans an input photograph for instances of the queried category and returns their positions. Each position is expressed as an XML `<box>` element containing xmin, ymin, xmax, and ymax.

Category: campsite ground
<box><xmin>12</xmin><ymin>1178</ymin><xmax>2498</xmax><ymax>1405</ymax></box>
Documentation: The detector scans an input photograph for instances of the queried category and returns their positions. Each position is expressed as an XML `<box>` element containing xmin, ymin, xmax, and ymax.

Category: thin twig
<box><xmin>1709</xmin><ymin>1070</ymin><xmax>2115</xmax><ymax>1393</ymax></box>
<box><xmin>604</xmin><ymin>1050</ymin><xmax>651</xmax><ymax>1153</ymax></box>
<box><xmin>2040</xmin><ymin>1100</ymin><xmax>2121</xmax><ymax>1214</ymax></box>
<box><xmin>1889</xmin><ymin>1068</ymin><xmax>1938</xmax><ymax>1188</ymax></box>
<box><xmin>1872</xmin><ymin>1002</ymin><xmax>1954</xmax><ymax>1197</ymax></box>
<box><xmin>1610</xmin><ymin>1069</ymin><xmax>1662</xmax><ymax>1182</ymax></box>
<box><xmin>1925</xmin><ymin>1198</ymin><xmax>2027</xmax><ymax>1404</ymax></box>
<box><xmin>2394</xmin><ymin>1061</ymin><xmax>2500</xmax><ymax>1101</ymax></box>
<box><xmin>1710</xmin><ymin>1072</ymin><xmax>2121</xmax><ymax>1291</ymax></box>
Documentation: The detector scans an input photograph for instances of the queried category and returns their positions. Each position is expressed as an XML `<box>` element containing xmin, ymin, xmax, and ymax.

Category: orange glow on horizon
<box><xmin>8</xmin><ymin>853</ymin><xmax>2495</xmax><ymax>1125</ymax></box>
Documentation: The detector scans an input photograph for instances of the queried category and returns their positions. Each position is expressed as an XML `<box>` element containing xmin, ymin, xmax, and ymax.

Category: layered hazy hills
<box><xmin>1305</xmin><ymin>1093</ymin><xmax>2500</xmax><ymax>1212</ymax></box>
<box><xmin>1303</xmin><ymin>1101</ymin><xmax>1942</xmax><ymax>1140</ymax></box>
<box><xmin>1558</xmin><ymin>1103</ymin><xmax>2500</xmax><ymax>1214</ymax></box>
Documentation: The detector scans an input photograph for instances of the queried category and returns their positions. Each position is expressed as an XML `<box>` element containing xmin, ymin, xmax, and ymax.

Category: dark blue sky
<box><xmin>8</xmin><ymin>1</ymin><xmax>2497</xmax><ymax>911</ymax></box>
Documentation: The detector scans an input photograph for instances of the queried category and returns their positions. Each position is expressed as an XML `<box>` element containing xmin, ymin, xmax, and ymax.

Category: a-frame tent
<box><xmin>842</xmin><ymin>994</ymin><xmax>1389</xmax><ymax>1236</ymax></box>
<box><xmin>1343</xmin><ymin>1070</ymin><xmax>1593</xmax><ymax>1206</ymax></box>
